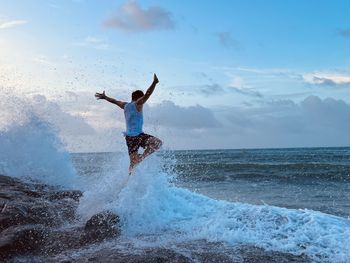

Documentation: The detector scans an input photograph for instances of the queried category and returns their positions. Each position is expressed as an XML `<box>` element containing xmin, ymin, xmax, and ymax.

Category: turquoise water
<box><xmin>72</xmin><ymin>147</ymin><xmax>350</xmax><ymax>218</ymax></box>
<box><xmin>71</xmin><ymin>149</ymin><xmax>350</xmax><ymax>262</ymax></box>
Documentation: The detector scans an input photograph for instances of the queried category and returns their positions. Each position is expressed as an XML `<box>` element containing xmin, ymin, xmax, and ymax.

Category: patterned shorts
<box><xmin>125</xmin><ymin>133</ymin><xmax>154</xmax><ymax>154</ymax></box>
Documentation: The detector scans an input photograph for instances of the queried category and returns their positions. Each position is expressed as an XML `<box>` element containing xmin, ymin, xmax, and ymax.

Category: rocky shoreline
<box><xmin>0</xmin><ymin>175</ymin><xmax>310</xmax><ymax>262</ymax></box>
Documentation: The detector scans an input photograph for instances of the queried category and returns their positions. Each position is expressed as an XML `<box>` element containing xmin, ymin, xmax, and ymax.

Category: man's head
<box><xmin>132</xmin><ymin>90</ymin><xmax>144</xmax><ymax>101</ymax></box>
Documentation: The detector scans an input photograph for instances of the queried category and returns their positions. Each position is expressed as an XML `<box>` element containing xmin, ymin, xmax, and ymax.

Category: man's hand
<box><xmin>153</xmin><ymin>74</ymin><xmax>159</xmax><ymax>84</ymax></box>
<box><xmin>95</xmin><ymin>91</ymin><xmax>126</xmax><ymax>109</ymax></box>
<box><xmin>95</xmin><ymin>91</ymin><xmax>106</xmax><ymax>100</ymax></box>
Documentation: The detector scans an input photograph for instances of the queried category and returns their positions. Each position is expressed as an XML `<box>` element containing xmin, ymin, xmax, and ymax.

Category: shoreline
<box><xmin>0</xmin><ymin>174</ymin><xmax>310</xmax><ymax>262</ymax></box>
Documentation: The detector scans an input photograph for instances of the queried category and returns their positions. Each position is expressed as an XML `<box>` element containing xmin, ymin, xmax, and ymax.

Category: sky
<box><xmin>1</xmin><ymin>0</ymin><xmax>350</xmax><ymax>152</ymax></box>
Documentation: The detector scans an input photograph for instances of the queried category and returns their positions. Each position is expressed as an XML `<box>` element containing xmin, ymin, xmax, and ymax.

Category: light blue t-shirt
<box><xmin>123</xmin><ymin>102</ymin><xmax>143</xmax><ymax>136</ymax></box>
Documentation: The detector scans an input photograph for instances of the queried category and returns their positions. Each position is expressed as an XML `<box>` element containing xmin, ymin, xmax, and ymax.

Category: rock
<box><xmin>80</xmin><ymin>247</ymin><xmax>192</xmax><ymax>263</ymax></box>
<box><xmin>0</xmin><ymin>224</ymin><xmax>47</xmax><ymax>260</ymax></box>
<box><xmin>41</xmin><ymin>211</ymin><xmax>121</xmax><ymax>255</ymax></box>
<box><xmin>0</xmin><ymin>174</ymin><xmax>84</xmax><ymax>260</ymax></box>
<box><xmin>42</xmin><ymin>211</ymin><xmax>121</xmax><ymax>256</ymax></box>
<box><xmin>81</xmin><ymin>211</ymin><xmax>121</xmax><ymax>244</ymax></box>
<box><xmin>0</xmin><ymin>174</ymin><xmax>82</xmax><ymax>231</ymax></box>
<box><xmin>41</xmin><ymin>227</ymin><xmax>84</xmax><ymax>255</ymax></box>
<box><xmin>48</xmin><ymin>190</ymin><xmax>82</xmax><ymax>202</ymax></box>
<box><xmin>27</xmin><ymin>202</ymin><xmax>77</xmax><ymax>227</ymax></box>
<box><xmin>0</xmin><ymin>203</ymin><xmax>33</xmax><ymax>231</ymax></box>
<box><xmin>84</xmin><ymin>211</ymin><xmax>120</xmax><ymax>230</ymax></box>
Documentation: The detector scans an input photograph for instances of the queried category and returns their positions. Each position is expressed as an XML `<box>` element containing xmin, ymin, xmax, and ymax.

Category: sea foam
<box><xmin>79</xmin><ymin>155</ymin><xmax>350</xmax><ymax>262</ymax></box>
<box><xmin>0</xmin><ymin>110</ymin><xmax>80</xmax><ymax>188</ymax></box>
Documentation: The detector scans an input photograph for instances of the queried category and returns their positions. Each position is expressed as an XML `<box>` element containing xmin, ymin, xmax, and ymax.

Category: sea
<box><xmin>72</xmin><ymin>148</ymin><xmax>350</xmax><ymax>218</ymax></box>
<box><xmin>71</xmin><ymin>148</ymin><xmax>350</xmax><ymax>262</ymax></box>
<box><xmin>1</xmin><ymin>118</ymin><xmax>350</xmax><ymax>262</ymax></box>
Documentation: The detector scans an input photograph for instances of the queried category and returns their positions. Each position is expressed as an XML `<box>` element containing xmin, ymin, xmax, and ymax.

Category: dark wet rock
<box><xmin>41</xmin><ymin>211</ymin><xmax>121</xmax><ymax>255</ymax></box>
<box><xmin>27</xmin><ymin>201</ymin><xmax>77</xmax><ymax>227</ymax></box>
<box><xmin>81</xmin><ymin>247</ymin><xmax>192</xmax><ymax>263</ymax></box>
<box><xmin>0</xmin><ymin>224</ymin><xmax>47</xmax><ymax>260</ymax></box>
<box><xmin>0</xmin><ymin>174</ymin><xmax>81</xmax><ymax>233</ymax></box>
<box><xmin>0</xmin><ymin>203</ymin><xmax>33</xmax><ymax>231</ymax></box>
<box><xmin>42</xmin><ymin>227</ymin><xmax>84</xmax><ymax>255</ymax></box>
<box><xmin>81</xmin><ymin>211</ymin><xmax>121</xmax><ymax>245</ymax></box>
<box><xmin>233</xmin><ymin>245</ymin><xmax>309</xmax><ymax>263</ymax></box>
<box><xmin>48</xmin><ymin>190</ymin><xmax>82</xmax><ymax>202</ymax></box>
<box><xmin>84</xmin><ymin>211</ymin><xmax>120</xmax><ymax>231</ymax></box>
<box><xmin>0</xmin><ymin>174</ymin><xmax>84</xmax><ymax>261</ymax></box>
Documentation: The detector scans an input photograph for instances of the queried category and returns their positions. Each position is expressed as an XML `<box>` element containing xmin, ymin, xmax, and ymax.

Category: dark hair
<box><xmin>132</xmin><ymin>90</ymin><xmax>144</xmax><ymax>101</ymax></box>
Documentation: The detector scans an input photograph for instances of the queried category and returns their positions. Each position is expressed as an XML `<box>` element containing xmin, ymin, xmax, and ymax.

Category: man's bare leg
<box><xmin>129</xmin><ymin>137</ymin><xmax>162</xmax><ymax>174</ymax></box>
<box><xmin>129</xmin><ymin>152</ymin><xmax>142</xmax><ymax>174</ymax></box>
<box><xmin>140</xmin><ymin>137</ymin><xmax>162</xmax><ymax>161</ymax></box>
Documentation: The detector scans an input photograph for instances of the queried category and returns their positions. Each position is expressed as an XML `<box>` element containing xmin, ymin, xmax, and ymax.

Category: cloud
<box><xmin>102</xmin><ymin>0</ymin><xmax>175</xmax><ymax>32</ymax></box>
<box><xmin>232</xmin><ymin>66</ymin><xmax>350</xmax><ymax>87</ymax></box>
<box><xmin>70</xmin><ymin>93</ymin><xmax>222</xmax><ymax>130</ymax></box>
<box><xmin>57</xmin><ymin>94</ymin><xmax>350</xmax><ymax>150</ymax></box>
<box><xmin>300</xmin><ymin>96</ymin><xmax>350</xmax><ymax>127</ymax></box>
<box><xmin>226</xmin><ymin>74</ymin><xmax>263</xmax><ymax>98</ymax></box>
<box><xmin>0</xmin><ymin>20</ymin><xmax>27</xmax><ymax>29</ymax></box>
<box><xmin>229</xmin><ymin>86</ymin><xmax>263</xmax><ymax>98</ymax></box>
<box><xmin>0</xmin><ymin>93</ymin><xmax>100</xmax><ymax>152</ymax></box>
<box><xmin>5</xmin><ymin>90</ymin><xmax>348</xmax><ymax>151</ymax></box>
<box><xmin>145</xmin><ymin>100</ymin><xmax>221</xmax><ymax>129</ymax></box>
<box><xmin>199</xmin><ymin>84</ymin><xmax>226</xmax><ymax>96</ymax></box>
<box><xmin>170</xmin><ymin>81</ymin><xmax>262</xmax><ymax>98</ymax></box>
<box><xmin>215</xmin><ymin>31</ymin><xmax>241</xmax><ymax>50</ymax></box>
<box><xmin>234</xmin><ymin>67</ymin><xmax>301</xmax><ymax>79</ymax></box>
<box><xmin>59</xmin><ymin>95</ymin><xmax>222</xmax><ymax>151</ymax></box>
<box><xmin>31</xmin><ymin>95</ymin><xmax>95</xmax><ymax>136</ymax></box>
<box><xmin>220</xmin><ymin>95</ymin><xmax>350</xmax><ymax>148</ymax></box>
<box><xmin>303</xmin><ymin>72</ymin><xmax>350</xmax><ymax>86</ymax></box>
<box><xmin>339</xmin><ymin>29</ymin><xmax>350</xmax><ymax>37</ymax></box>
<box><xmin>64</xmin><ymin>95</ymin><xmax>350</xmax><ymax>150</ymax></box>
<box><xmin>0</xmin><ymin>94</ymin><xmax>95</xmax><ymax>137</ymax></box>
<box><xmin>72</xmin><ymin>36</ymin><xmax>110</xmax><ymax>50</ymax></box>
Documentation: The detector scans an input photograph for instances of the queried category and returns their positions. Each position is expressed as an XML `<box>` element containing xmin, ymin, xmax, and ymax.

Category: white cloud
<box><xmin>102</xmin><ymin>0</ymin><xmax>175</xmax><ymax>32</ymax></box>
<box><xmin>0</xmin><ymin>20</ymin><xmax>27</xmax><ymax>29</ymax></box>
<box><xmin>225</xmin><ymin>73</ymin><xmax>263</xmax><ymax>98</ymax></box>
<box><xmin>303</xmin><ymin>72</ymin><xmax>350</xmax><ymax>86</ymax></box>
<box><xmin>144</xmin><ymin>96</ymin><xmax>350</xmax><ymax>150</ymax></box>
<box><xmin>31</xmin><ymin>95</ymin><xmax>95</xmax><ymax>136</ymax></box>
<box><xmin>4</xmin><ymin>89</ymin><xmax>349</xmax><ymax>151</ymax></box>
<box><xmin>219</xmin><ymin>95</ymin><xmax>350</xmax><ymax>148</ymax></box>
<box><xmin>145</xmin><ymin>100</ymin><xmax>221</xmax><ymax>129</ymax></box>
<box><xmin>170</xmin><ymin>74</ymin><xmax>262</xmax><ymax>99</ymax></box>
<box><xmin>0</xmin><ymin>94</ymin><xmax>95</xmax><ymax>150</ymax></box>
<box><xmin>72</xmin><ymin>36</ymin><xmax>110</xmax><ymax>50</ymax></box>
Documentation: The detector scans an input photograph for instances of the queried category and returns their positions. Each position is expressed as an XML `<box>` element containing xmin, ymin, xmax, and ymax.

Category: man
<box><xmin>95</xmin><ymin>74</ymin><xmax>162</xmax><ymax>174</ymax></box>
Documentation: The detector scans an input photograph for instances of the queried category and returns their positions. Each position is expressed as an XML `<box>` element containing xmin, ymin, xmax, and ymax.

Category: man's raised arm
<box><xmin>95</xmin><ymin>91</ymin><xmax>126</xmax><ymax>109</ymax></box>
<box><xmin>136</xmin><ymin>74</ymin><xmax>159</xmax><ymax>106</ymax></box>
